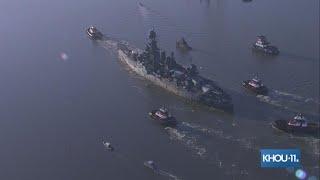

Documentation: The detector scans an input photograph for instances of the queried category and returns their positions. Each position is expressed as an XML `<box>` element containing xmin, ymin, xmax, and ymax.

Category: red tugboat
<box><xmin>86</xmin><ymin>26</ymin><xmax>103</xmax><ymax>40</ymax></box>
<box><xmin>149</xmin><ymin>107</ymin><xmax>177</xmax><ymax>126</ymax></box>
<box><xmin>252</xmin><ymin>35</ymin><xmax>279</xmax><ymax>55</ymax></box>
<box><xmin>272</xmin><ymin>114</ymin><xmax>320</xmax><ymax>137</ymax></box>
<box><xmin>242</xmin><ymin>76</ymin><xmax>268</xmax><ymax>95</ymax></box>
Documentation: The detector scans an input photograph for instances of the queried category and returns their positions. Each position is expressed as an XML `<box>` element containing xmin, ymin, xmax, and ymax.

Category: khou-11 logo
<box><xmin>260</xmin><ymin>149</ymin><xmax>301</xmax><ymax>168</ymax></box>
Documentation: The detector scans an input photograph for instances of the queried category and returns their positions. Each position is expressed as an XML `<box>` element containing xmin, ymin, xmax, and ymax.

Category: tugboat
<box><xmin>149</xmin><ymin>107</ymin><xmax>177</xmax><ymax>126</ymax></box>
<box><xmin>242</xmin><ymin>76</ymin><xmax>268</xmax><ymax>95</ymax></box>
<box><xmin>103</xmin><ymin>141</ymin><xmax>114</xmax><ymax>151</ymax></box>
<box><xmin>252</xmin><ymin>35</ymin><xmax>279</xmax><ymax>55</ymax></box>
<box><xmin>272</xmin><ymin>114</ymin><xmax>320</xmax><ymax>136</ymax></box>
<box><xmin>176</xmin><ymin>37</ymin><xmax>192</xmax><ymax>51</ymax></box>
<box><xmin>86</xmin><ymin>26</ymin><xmax>103</xmax><ymax>40</ymax></box>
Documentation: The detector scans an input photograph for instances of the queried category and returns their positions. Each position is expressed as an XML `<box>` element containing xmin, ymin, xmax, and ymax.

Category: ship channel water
<box><xmin>0</xmin><ymin>0</ymin><xmax>319</xmax><ymax>179</ymax></box>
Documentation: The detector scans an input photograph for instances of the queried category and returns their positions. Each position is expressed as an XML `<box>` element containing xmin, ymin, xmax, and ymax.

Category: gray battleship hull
<box><xmin>118</xmin><ymin>49</ymin><xmax>233</xmax><ymax>113</ymax></box>
<box><xmin>119</xmin><ymin>49</ymin><xmax>197</xmax><ymax>99</ymax></box>
<box><xmin>91</xmin><ymin>28</ymin><xmax>233</xmax><ymax>113</ymax></box>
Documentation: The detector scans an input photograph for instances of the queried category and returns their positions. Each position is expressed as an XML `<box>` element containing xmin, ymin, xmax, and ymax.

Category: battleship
<box><xmin>88</xmin><ymin>28</ymin><xmax>233</xmax><ymax>112</ymax></box>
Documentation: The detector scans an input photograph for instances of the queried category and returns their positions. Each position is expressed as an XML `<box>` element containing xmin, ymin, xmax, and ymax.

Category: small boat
<box><xmin>252</xmin><ymin>35</ymin><xmax>279</xmax><ymax>55</ymax></box>
<box><xmin>144</xmin><ymin>160</ymin><xmax>159</xmax><ymax>172</ymax></box>
<box><xmin>86</xmin><ymin>26</ymin><xmax>103</xmax><ymax>40</ymax></box>
<box><xmin>176</xmin><ymin>38</ymin><xmax>192</xmax><ymax>51</ymax></box>
<box><xmin>103</xmin><ymin>141</ymin><xmax>114</xmax><ymax>151</ymax></box>
<box><xmin>272</xmin><ymin>114</ymin><xmax>320</xmax><ymax>136</ymax></box>
<box><xmin>149</xmin><ymin>107</ymin><xmax>177</xmax><ymax>126</ymax></box>
<box><xmin>242</xmin><ymin>76</ymin><xmax>268</xmax><ymax>95</ymax></box>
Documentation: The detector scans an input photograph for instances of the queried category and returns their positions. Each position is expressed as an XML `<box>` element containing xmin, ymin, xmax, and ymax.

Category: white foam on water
<box><xmin>164</xmin><ymin>127</ymin><xmax>207</xmax><ymax>158</ymax></box>
<box><xmin>165</xmin><ymin>123</ymin><xmax>254</xmax><ymax>177</ymax></box>
<box><xmin>256</xmin><ymin>94</ymin><xmax>285</xmax><ymax>108</ymax></box>
<box><xmin>158</xmin><ymin>170</ymin><xmax>181</xmax><ymax>180</ymax></box>
<box><xmin>99</xmin><ymin>39</ymin><xmax>119</xmax><ymax>52</ymax></box>
<box><xmin>273</xmin><ymin>90</ymin><xmax>319</xmax><ymax>105</ymax></box>
<box><xmin>181</xmin><ymin>122</ymin><xmax>257</xmax><ymax>151</ymax></box>
<box><xmin>256</xmin><ymin>90</ymin><xmax>320</xmax><ymax>115</ymax></box>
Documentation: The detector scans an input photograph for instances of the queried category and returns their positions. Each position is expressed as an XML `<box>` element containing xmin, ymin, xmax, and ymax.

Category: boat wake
<box><xmin>165</xmin><ymin>122</ymin><xmax>253</xmax><ymax>178</ymax></box>
<box><xmin>157</xmin><ymin>169</ymin><xmax>181</xmax><ymax>180</ymax></box>
<box><xmin>164</xmin><ymin>121</ymin><xmax>258</xmax><ymax>160</ymax></box>
<box><xmin>172</xmin><ymin>122</ymin><xmax>319</xmax><ymax>177</ymax></box>
<box><xmin>98</xmin><ymin>38</ymin><xmax>143</xmax><ymax>59</ymax></box>
<box><xmin>256</xmin><ymin>90</ymin><xmax>319</xmax><ymax>115</ymax></box>
<box><xmin>98</xmin><ymin>39</ymin><xmax>119</xmax><ymax>53</ymax></box>
<box><xmin>145</xmin><ymin>160</ymin><xmax>181</xmax><ymax>180</ymax></box>
<box><xmin>165</xmin><ymin>126</ymin><xmax>207</xmax><ymax>157</ymax></box>
<box><xmin>180</xmin><ymin>122</ymin><xmax>258</xmax><ymax>151</ymax></box>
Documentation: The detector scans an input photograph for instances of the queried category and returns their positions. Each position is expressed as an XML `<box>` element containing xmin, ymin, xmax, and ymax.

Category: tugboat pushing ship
<box><xmin>272</xmin><ymin>114</ymin><xmax>320</xmax><ymax>137</ymax></box>
<box><xmin>252</xmin><ymin>35</ymin><xmax>279</xmax><ymax>55</ymax></box>
<box><xmin>87</xmin><ymin>26</ymin><xmax>103</xmax><ymax>40</ymax></box>
<box><xmin>149</xmin><ymin>107</ymin><xmax>177</xmax><ymax>126</ymax></box>
<box><xmin>242</xmin><ymin>76</ymin><xmax>268</xmax><ymax>95</ymax></box>
<box><xmin>87</xmin><ymin>27</ymin><xmax>233</xmax><ymax>113</ymax></box>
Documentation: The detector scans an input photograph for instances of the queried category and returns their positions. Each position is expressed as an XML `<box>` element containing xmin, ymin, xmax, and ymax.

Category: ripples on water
<box><xmin>257</xmin><ymin>89</ymin><xmax>320</xmax><ymax>116</ymax></box>
<box><xmin>98</xmin><ymin>23</ymin><xmax>320</xmax><ymax>119</ymax></box>
<box><xmin>157</xmin><ymin>169</ymin><xmax>181</xmax><ymax>180</ymax></box>
<box><xmin>163</xmin><ymin>120</ymin><xmax>320</xmax><ymax>179</ymax></box>
<box><xmin>165</xmin><ymin>126</ymin><xmax>207</xmax><ymax>157</ymax></box>
<box><xmin>164</xmin><ymin>122</ymin><xmax>253</xmax><ymax>178</ymax></box>
<box><xmin>164</xmin><ymin>121</ymin><xmax>257</xmax><ymax>165</ymax></box>
<box><xmin>98</xmin><ymin>35</ymin><xmax>320</xmax><ymax>169</ymax></box>
<box><xmin>94</xmin><ymin>10</ymin><xmax>319</xmax><ymax>178</ymax></box>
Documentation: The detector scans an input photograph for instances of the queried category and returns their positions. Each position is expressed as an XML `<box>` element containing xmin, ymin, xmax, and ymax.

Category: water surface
<box><xmin>0</xmin><ymin>0</ymin><xmax>319</xmax><ymax>179</ymax></box>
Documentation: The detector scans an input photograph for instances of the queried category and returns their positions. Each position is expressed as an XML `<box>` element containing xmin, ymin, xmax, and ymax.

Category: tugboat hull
<box><xmin>149</xmin><ymin>111</ymin><xmax>177</xmax><ymax>126</ymax></box>
<box><xmin>242</xmin><ymin>80</ymin><xmax>268</xmax><ymax>95</ymax></box>
<box><xmin>272</xmin><ymin>120</ymin><xmax>320</xmax><ymax>136</ymax></box>
<box><xmin>252</xmin><ymin>45</ymin><xmax>279</xmax><ymax>55</ymax></box>
<box><xmin>118</xmin><ymin>49</ymin><xmax>233</xmax><ymax>113</ymax></box>
<box><xmin>86</xmin><ymin>28</ymin><xmax>103</xmax><ymax>40</ymax></box>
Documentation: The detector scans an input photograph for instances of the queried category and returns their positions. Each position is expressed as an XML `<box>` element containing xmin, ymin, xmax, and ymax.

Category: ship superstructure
<box><xmin>252</xmin><ymin>35</ymin><xmax>279</xmax><ymax>55</ymax></box>
<box><xmin>116</xmin><ymin>29</ymin><xmax>233</xmax><ymax>112</ymax></box>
